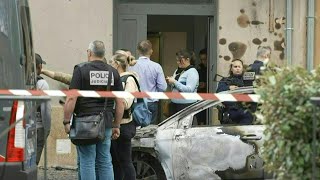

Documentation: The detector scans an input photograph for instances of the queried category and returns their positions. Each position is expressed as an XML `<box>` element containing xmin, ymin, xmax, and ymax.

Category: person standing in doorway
<box><xmin>35</xmin><ymin>53</ymin><xmax>52</xmax><ymax>165</ymax></box>
<box><xmin>166</xmin><ymin>49</ymin><xmax>199</xmax><ymax>115</ymax></box>
<box><xmin>63</xmin><ymin>41</ymin><xmax>124</xmax><ymax>180</ymax></box>
<box><xmin>197</xmin><ymin>48</ymin><xmax>208</xmax><ymax>93</ymax></box>
<box><xmin>196</xmin><ymin>48</ymin><xmax>208</xmax><ymax>125</ymax></box>
<box><xmin>129</xmin><ymin>40</ymin><xmax>167</xmax><ymax>124</ymax></box>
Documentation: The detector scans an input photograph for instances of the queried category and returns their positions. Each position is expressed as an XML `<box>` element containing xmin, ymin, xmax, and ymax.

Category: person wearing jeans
<box><xmin>129</xmin><ymin>40</ymin><xmax>167</xmax><ymax>124</ymax></box>
<box><xmin>63</xmin><ymin>41</ymin><xmax>124</xmax><ymax>180</ymax></box>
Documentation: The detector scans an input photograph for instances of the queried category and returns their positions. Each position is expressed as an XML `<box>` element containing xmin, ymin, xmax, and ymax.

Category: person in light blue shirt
<box><xmin>129</xmin><ymin>40</ymin><xmax>167</xmax><ymax>123</ymax></box>
<box><xmin>166</xmin><ymin>49</ymin><xmax>199</xmax><ymax>115</ymax></box>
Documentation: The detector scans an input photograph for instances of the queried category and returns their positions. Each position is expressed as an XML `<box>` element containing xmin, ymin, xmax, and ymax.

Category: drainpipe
<box><xmin>285</xmin><ymin>0</ymin><xmax>293</xmax><ymax>66</ymax></box>
<box><xmin>307</xmin><ymin>0</ymin><xmax>315</xmax><ymax>71</ymax></box>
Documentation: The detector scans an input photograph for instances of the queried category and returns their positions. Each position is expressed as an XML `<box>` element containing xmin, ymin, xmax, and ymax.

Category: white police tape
<box><xmin>0</xmin><ymin>89</ymin><xmax>260</xmax><ymax>102</ymax></box>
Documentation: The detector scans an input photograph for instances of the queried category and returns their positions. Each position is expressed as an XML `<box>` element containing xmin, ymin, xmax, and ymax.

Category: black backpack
<box><xmin>120</xmin><ymin>74</ymin><xmax>140</xmax><ymax>118</ymax></box>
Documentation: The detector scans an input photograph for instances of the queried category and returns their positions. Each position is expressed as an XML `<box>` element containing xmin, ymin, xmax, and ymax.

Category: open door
<box><xmin>117</xmin><ymin>14</ymin><xmax>147</xmax><ymax>57</ymax></box>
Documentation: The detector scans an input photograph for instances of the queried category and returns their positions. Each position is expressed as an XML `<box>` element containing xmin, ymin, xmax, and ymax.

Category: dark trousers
<box><xmin>228</xmin><ymin>108</ymin><xmax>253</xmax><ymax>125</ymax></box>
<box><xmin>147</xmin><ymin>102</ymin><xmax>158</xmax><ymax>124</ymax></box>
<box><xmin>111</xmin><ymin>121</ymin><xmax>136</xmax><ymax>180</ymax></box>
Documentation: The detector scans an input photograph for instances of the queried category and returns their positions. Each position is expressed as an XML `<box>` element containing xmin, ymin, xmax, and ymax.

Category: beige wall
<box><xmin>217</xmin><ymin>0</ymin><xmax>286</xmax><ymax>76</ymax></box>
<box><xmin>29</xmin><ymin>0</ymin><xmax>113</xmax><ymax>167</ymax></box>
<box><xmin>162</xmin><ymin>32</ymin><xmax>187</xmax><ymax>77</ymax></box>
<box><xmin>29</xmin><ymin>0</ymin><xmax>113</xmax><ymax>103</ymax></box>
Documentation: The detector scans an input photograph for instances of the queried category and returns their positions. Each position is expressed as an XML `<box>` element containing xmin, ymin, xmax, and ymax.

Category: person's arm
<box><xmin>156</xmin><ymin>65</ymin><xmax>168</xmax><ymax>92</ymax></box>
<box><xmin>63</xmin><ymin>96</ymin><xmax>77</xmax><ymax>134</ymax></box>
<box><xmin>63</xmin><ymin>67</ymin><xmax>81</xmax><ymax>134</ymax></box>
<box><xmin>54</xmin><ymin>72</ymin><xmax>72</xmax><ymax>85</ymax></box>
<box><xmin>216</xmin><ymin>78</ymin><xmax>229</xmax><ymax>93</ymax></box>
<box><xmin>41</xmin><ymin>69</ymin><xmax>72</xmax><ymax>85</ymax></box>
<box><xmin>114</xmin><ymin>97</ymin><xmax>124</xmax><ymax>128</ymax></box>
<box><xmin>173</xmin><ymin>69</ymin><xmax>199</xmax><ymax>92</ymax></box>
<box><xmin>112</xmin><ymin>71</ymin><xmax>124</xmax><ymax>129</ymax></box>
<box><xmin>41</xmin><ymin>69</ymin><xmax>55</xmax><ymax>79</ymax></box>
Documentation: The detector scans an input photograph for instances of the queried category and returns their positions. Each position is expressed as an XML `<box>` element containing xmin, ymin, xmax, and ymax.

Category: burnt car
<box><xmin>132</xmin><ymin>87</ymin><xmax>272</xmax><ymax>180</ymax></box>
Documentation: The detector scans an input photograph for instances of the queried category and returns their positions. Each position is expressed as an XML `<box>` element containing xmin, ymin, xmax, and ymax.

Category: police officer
<box><xmin>63</xmin><ymin>40</ymin><xmax>124</xmax><ymax>179</ymax></box>
<box><xmin>216</xmin><ymin>59</ymin><xmax>253</xmax><ymax>125</ymax></box>
<box><xmin>244</xmin><ymin>46</ymin><xmax>272</xmax><ymax>86</ymax></box>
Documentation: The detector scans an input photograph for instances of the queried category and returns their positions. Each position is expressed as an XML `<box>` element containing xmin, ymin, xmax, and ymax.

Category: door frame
<box><xmin>113</xmin><ymin>0</ymin><xmax>219</xmax><ymax>123</ymax></box>
<box><xmin>113</xmin><ymin>0</ymin><xmax>218</xmax><ymax>52</ymax></box>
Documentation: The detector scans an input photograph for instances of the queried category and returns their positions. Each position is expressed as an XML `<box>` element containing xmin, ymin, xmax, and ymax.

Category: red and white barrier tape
<box><xmin>0</xmin><ymin>89</ymin><xmax>260</xmax><ymax>102</ymax></box>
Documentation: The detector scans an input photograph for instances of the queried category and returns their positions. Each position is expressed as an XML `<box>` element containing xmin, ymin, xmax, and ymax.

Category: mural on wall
<box><xmin>217</xmin><ymin>0</ymin><xmax>286</xmax><ymax>76</ymax></box>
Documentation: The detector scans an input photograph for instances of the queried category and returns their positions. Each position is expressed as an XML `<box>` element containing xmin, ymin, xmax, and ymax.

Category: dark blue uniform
<box><xmin>216</xmin><ymin>75</ymin><xmax>253</xmax><ymax>125</ymax></box>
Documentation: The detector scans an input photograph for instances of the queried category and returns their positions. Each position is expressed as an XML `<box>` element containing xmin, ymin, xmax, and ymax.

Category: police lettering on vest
<box><xmin>90</xmin><ymin>71</ymin><xmax>114</xmax><ymax>86</ymax></box>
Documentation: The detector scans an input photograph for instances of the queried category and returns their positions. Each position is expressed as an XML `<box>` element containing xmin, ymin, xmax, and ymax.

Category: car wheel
<box><xmin>132</xmin><ymin>151</ymin><xmax>166</xmax><ymax>180</ymax></box>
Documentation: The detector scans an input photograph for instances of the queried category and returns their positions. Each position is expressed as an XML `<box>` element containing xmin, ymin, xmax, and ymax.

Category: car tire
<box><xmin>132</xmin><ymin>151</ymin><xmax>166</xmax><ymax>180</ymax></box>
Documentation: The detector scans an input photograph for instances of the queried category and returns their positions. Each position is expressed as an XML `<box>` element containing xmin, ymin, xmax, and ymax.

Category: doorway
<box><xmin>114</xmin><ymin>1</ymin><xmax>218</xmax><ymax>124</ymax></box>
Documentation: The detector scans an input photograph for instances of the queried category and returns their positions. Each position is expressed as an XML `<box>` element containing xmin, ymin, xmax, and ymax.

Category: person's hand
<box><xmin>112</xmin><ymin>128</ymin><xmax>120</xmax><ymax>140</ymax></box>
<box><xmin>166</xmin><ymin>76</ymin><xmax>176</xmax><ymax>85</ymax></box>
<box><xmin>229</xmin><ymin>85</ymin><xmax>238</xmax><ymax>90</ymax></box>
<box><xmin>64</xmin><ymin>124</ymin><xmax>70</xmax><ymax>134</ymax></box>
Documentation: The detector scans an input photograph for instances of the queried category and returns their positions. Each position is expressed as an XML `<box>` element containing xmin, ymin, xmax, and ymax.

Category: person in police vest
<box><xmin>35</xmin><ymin>53</ymin><xmax>52</xmax><ymax>165</ymax></box>
<box><xmin>216</xmin><ymin>59</ymin><xmax>253</xmax><ymax>125</ymax></box>
<box><xmin>40</xmin><ymin>50</ymin><xmax>134</xmax><ymax>86</ymax></box>
<box><xmin>63</xmin><ymin>41</ymin><xmax>124</xmax><ymax>179</ymax></box>
<box><xmin>244</xmin><ymin>46</ymin><xmax>272</xmax><ymax>86</ymax></box>
<box><xmin>109</xmin><ymin>53</ymin><xmax>138</xmax><ymax>180</ymax></box>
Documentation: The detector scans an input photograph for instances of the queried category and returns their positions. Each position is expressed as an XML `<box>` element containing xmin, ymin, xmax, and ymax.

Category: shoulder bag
<box><xmin>69</xmin><ymin>65</ymin><xmax>112</xmax><ymax>145</ymax></box>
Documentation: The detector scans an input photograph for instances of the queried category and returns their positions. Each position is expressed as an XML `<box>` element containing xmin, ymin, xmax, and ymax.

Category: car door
<box><xmin>171</xmin><ymin>104</ymin><xmax>266</xmax><ymax>179</ymax></box>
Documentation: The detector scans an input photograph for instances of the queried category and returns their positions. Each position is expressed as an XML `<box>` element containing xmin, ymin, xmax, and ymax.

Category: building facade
<box><xmin>29</xmin><ymin>0</ymin><xmax>317</xmax><ymax>166</ymax></box>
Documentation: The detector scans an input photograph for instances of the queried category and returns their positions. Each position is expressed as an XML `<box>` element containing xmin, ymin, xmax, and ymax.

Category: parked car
<box><xmin>0</xmin><ymin>0</ymin><xmax>39</xmax><ymax>179</ymax></box>
<box><xmin>132</xmin><ymin>87</ymin><xmax>272</xmax><ymax>180</ymax></box>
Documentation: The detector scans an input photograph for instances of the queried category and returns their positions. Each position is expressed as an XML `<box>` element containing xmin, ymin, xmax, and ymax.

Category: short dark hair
<box><xmin>176</xmin><ymin>49</ymin><xmax>196</xmax><ymax>65</ymax></box>
<box><xmin>199</xmin><ymin>48</ymin><xmax>207</xmax><ymax>55</ymax></box>
<box><xmin>137</xmin><ymin>40</ymin><xmax>152</xmax><ymax>55</ymax></box>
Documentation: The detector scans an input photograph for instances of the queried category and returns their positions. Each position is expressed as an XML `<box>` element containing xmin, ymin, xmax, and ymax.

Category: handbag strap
<box><xmin>103</xmin><ymin>64</ymin><xmax>112</xmax><ymax>112</ymax></box>
<box><xmin>122</xmin><ymin>74</ymin><xmax>149</xmax><ymax>110</ymax></box>
<box><xmin>122</xmin><ymin>74</ymin><xmax>141</xmax><ymax>92</ymax></box>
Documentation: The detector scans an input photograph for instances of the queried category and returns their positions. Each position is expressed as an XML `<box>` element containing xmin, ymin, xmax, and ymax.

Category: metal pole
<box><xmin>307</xmin><ymin>0</ymin><xmax>315</xmax><ymax>71</ymax></box>
<box><xmin>285</xmin><ymin>0</ymin><xmax>293</xmax><ymax>66</ymax></box>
